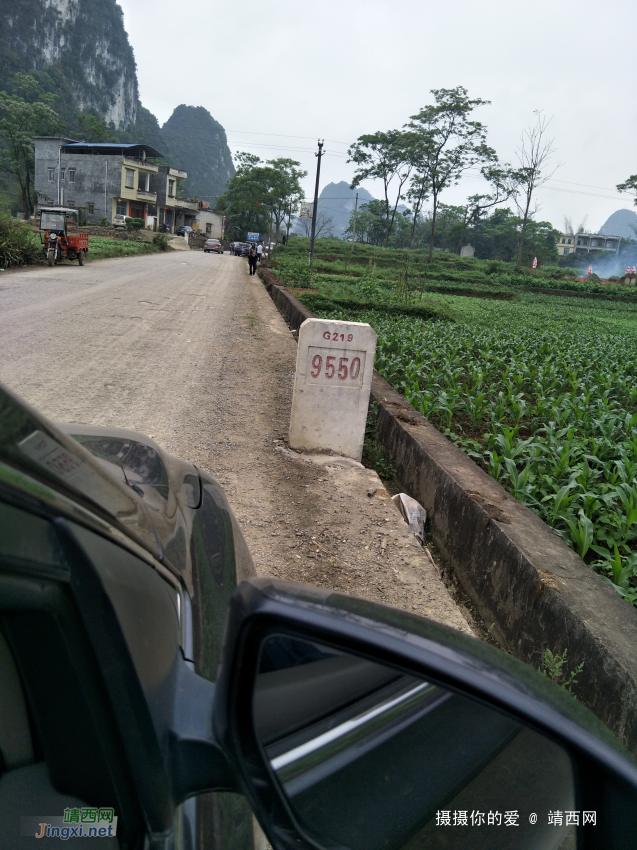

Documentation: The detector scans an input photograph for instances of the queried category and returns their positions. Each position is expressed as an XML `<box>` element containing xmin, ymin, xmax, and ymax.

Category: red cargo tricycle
<box><xmin>38</xmin><ymin>206</ymin><xmax>89</xmax><ymax>266</ymax></box>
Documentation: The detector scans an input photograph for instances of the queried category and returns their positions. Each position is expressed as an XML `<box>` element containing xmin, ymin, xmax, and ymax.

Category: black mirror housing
<box><xmin>213</xmin><ymin>578</ymin><xmax>637</xmax><ymax>850</ymax></box>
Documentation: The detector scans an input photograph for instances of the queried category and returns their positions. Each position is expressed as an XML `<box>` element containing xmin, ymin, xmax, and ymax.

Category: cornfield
<box><xmin>311</xmin><ymin>292</ymin><xmax>637</xmax><ymax>607</ymax></box>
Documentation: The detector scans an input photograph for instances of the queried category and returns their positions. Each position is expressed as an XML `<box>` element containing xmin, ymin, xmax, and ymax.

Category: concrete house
<box><xmin>155</xmin><ymin>165</ymin><xmax>199</xmax><ymax>233</ymax></box>
<box><xmin>574</xmin><ymin>232</ymin><xmax>621</xmax><ymax>255</ymax></box>
<box><xmin>556</xmin><ymin>234</ymin><xmax>576</xmax><ymax>256</ymax></box>
<box><xmin>34</xmin><ymin>137</ymin><xmax>200</xmax><ymax>233</ymax></box>
<box><xmin>193</xmin><ymin>204</ymin><xmax>225</xmax><ymax>238</ymax></box>
<box><xmin>557</xmin><ymin>232</ymin><xmax>621</xmax><ymax>257</ymax></box>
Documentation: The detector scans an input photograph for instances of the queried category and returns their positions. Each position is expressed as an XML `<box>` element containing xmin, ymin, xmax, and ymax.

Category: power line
<box><xmin>226</xmin><ymin>141</ymin><xmax>347</xmax><ymax>158</ymax></box>
<box><xmin>228</xmin><ymin>130</ymin><xmax>348</xmax><ymax>146</ymax></box>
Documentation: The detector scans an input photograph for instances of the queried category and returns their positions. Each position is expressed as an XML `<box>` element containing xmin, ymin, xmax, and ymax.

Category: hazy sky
<box><xmin>117</xmin><ymin>0</ymin><xmax>636</xmax><ymax>233</ymax></box>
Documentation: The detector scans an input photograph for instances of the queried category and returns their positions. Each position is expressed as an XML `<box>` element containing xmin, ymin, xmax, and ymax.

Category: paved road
<box><xmin>0</xmin><ymin>251</ymin><xmax>471</xmax><ymax>633</ymax></box>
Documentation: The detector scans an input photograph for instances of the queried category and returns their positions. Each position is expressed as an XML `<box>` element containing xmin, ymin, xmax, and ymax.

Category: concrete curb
<box><xmin>260</xmin><ymin>271</ymin><xmax>637</xmax><ymax>753</ymax></box>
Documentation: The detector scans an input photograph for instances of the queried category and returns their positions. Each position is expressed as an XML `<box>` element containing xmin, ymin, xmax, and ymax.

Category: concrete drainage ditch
<box><xmin>259</xmin><ymin>268</ymin><xmax>637</xmax><ymax>755</ymax></box>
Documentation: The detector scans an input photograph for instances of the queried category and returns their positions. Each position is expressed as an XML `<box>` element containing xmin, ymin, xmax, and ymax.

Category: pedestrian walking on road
<box><xmin>256</xmin><ymin>242</ymin><xmax>263</xmax><ymax>263</ymax></box>
<box><xmin>248</xmin><ymin>243</ymin><xmax>258</xmax><ymax>275</ymax></box>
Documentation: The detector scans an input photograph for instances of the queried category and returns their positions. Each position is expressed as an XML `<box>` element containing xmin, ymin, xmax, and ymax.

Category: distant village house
<box><xmin>34</xmin><ymin>137</ymin><xmax>225</xmax><ymax>237</ymax></box>
<box><xmin>556</xmin><ymin>232</ymin><xmax>621</xmax><ymax>257</ymax></box>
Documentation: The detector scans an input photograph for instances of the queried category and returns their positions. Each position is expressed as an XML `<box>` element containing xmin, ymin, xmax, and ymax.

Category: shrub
<box><xmin>125</xmin><ymin>217</ymin><xmax>145</xmax><ymax>231</ymax></box>
<box><xmin>98</xmin><ymin>217</ymin><xmax>108</xmax><ymax>227</ymax></box>
<box><xmin>0</xmin><ymin>216</ymin><xmax>41</xmax><ymax>267</ymax></box>
<box><xmin>152</xmin><ymin>232</ymin><xmax>168</xmax><ymax>251</ymax></box>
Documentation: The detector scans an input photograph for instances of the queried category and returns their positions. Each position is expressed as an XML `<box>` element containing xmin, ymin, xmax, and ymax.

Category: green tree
<box><xmin>617</xmin><ymin>174</ymin><xmax>637</xmax><ymax>206</ymax></box>
<box><xmin>217</xmin><ymin>153</ymin><xmax>306</xmax><ymax>242</ymax></box>
<box><xmin>472</xmin><ymin>207</ymin><xmax>559</xmax><ymax>265</ymax></box>
<box><xmin>348</xmin><ymin>130</ymin><xmax>413</xmax><ymax>247</ymax></box>
<box><xmin>0</xmin><ymin>74</ymin><xmax>59</xmax><ymax>215</ymax></box>
<box><xmin>263</xmin><ymin>157</ymin><xmax>307</xmax><ymax>240</ymax></box>
<box><xmin>405</xmin><ymin>173</ymin><xmax>430</xmax><ymax>247</ymax></box>
<box><xmin>406</xmin><ymin>86</ymin><xmax>495</xmax><ymax>261</ymax></box>
<box><xmin>343</xmin><ymin>199</ymin><xmax>387</xmax><ymax>245</ymax></box>
<box><xmin>344</xmin><ymin>199</ymin><xmax>412</xmax><ymax>247</ymax></box>
<box><xmin>454</xmin><ymin>163</ymin><xmax>521</xmax><ymax>252</ymax></box>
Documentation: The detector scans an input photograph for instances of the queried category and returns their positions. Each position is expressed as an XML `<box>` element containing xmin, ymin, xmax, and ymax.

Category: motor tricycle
<box><xmin>38</xmin><ymin>205</ymin><xmax>89</xmax><ymax>266</ymax></box>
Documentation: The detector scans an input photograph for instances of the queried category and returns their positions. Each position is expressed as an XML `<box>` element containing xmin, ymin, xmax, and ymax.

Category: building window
<box><xmin>168</xmin><ymin>179</ymin><xmax>175</xmax><ymax>197</ymax></box>
<box><xmin>567</xmin><ymin>238</ymin><xmax>571</xmax><ymax>244</ymax></box>
<box><xmin>68</xmin><ymin>168</ymin><xmax>76</xmax><ymax>183</ymax></box>
<box><xmin>87</xmin><ymin>203</ymin><xmax>94</xmax><ymax>215</ymax></box>
<box><xmin>141</xmin><ymin>172</ymin><xmax>150</xmax><ymax>191</ymax></box>
<box><xmin>60</xmin><ymin>168</ymin><xmax>66</xmax><ymax>180</ymax></box>
<box><xmin>125</xmin><ymin>168</ymin><xmax>135</xmax><ymax>189</ymax></box>
<box><xmin>116</xmin><ymin>201</ymin><xmax>127</xmax><ymax>216</ymax></box>
<box><xmin>564</xmin><ymin>248</ymin><xmax>570</xmax><ymax>255</ymax></box>
<box><xmin>48</xmin><ymin>167</ymin><xmax>55</xmax><ymax>182</ymax></box>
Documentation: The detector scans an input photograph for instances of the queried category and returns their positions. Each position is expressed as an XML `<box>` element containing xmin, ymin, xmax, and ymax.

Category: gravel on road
<box><xmin>0</xmin><ymin>251</ymin><xmax>472</xmax><ymax>634</ymax></box>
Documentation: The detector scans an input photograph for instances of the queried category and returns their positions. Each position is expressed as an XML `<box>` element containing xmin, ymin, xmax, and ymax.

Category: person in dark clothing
<box><xmin>248</xmin><ymin>243</ymin><xmax>258</xmax><ymax>275</ymax></box>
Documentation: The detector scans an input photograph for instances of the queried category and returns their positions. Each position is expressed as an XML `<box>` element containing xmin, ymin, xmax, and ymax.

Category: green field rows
<box><xmin>297</xmin><ymin>267</ymin><xmax>637</xmax><ymax>607</ymax></box>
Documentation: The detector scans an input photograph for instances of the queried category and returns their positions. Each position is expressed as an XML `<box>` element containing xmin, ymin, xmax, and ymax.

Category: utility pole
<box><xmin>308</xmin><ymin>139</ymin><xmax>325</xmax><ymax>272</ymax></box>
<box><xmin>267</xmin><ymin>207</ymin><xmax>273</xmax><ymax>254</ymax></box>
<box><xmin>104</xmin><ymin>161</ymin><xmax>108</xmax><ymax>222</ymax></box>
<box><xmin>286</xmin><ymin>199</ymin><xmax>292</xmax><ymax>244</ymax></box>
<box><xmin>57</xmin><ymin>144</ymin><xmax>61</xmax><ymax>205</ymax></box>
<box><xmin>351</xmin><ymin>191</ymin><xmax>358</xmax><ymax>252</ymax></box>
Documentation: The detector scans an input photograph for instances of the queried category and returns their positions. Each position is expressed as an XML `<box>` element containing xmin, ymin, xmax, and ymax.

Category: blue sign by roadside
<box><xmin>247</xmin><ymin>232</ymin><xmax>259</xmax><ymax>242</ymax></box>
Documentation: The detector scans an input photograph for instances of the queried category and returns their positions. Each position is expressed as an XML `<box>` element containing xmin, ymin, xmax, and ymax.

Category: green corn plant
<box><xmin>565</xmin><ymin>510</ymin><xmax>595</xmax><ymax>560</ymax></box>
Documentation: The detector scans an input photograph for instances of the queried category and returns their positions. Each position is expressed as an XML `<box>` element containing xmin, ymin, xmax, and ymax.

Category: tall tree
<box><xmin>344</xmin><ymin>199</ymin><xmax>412</xmax><ymax>247</ymax></box>
<box><xmin>513</xmin><ymin>111</ymin><xmax>557</xmax><ymax>267</ymax></box>
<box><xmin>348</xmin><ymin>130</ymin><xmax>413</xmax><ymax>247</ymax></box>
<box><xmin>406</xmin><ymin>173</ymin><xmax>430</xmax><ymax>247</ymax></box>
<box><xmin>617</xmin><ymin>174</ymin><xmax>637</xmax><ymax>207</ymax></box>
<box><xmin>262</xmin><ymin>157</ymin><xmax>307</xmax><ymax>241</ymax></box>
<box><xmin>407</xmin><ymin>87</ymin><xmax>494</xmax><ymax>261</ymax></box>
<box><xmin>217</xmin><ymin>153</ymin><xmax>306</xmax><ymax>242</ymax></box>
<box><xmin>473</xmin><ymin>207</ymin><xmax>559</xmax><ymax>264</ymax></box>
<box><xmin>0</xmin><ymin>74</ymin><xmax>59</xmax><ymax>215</ymax></box>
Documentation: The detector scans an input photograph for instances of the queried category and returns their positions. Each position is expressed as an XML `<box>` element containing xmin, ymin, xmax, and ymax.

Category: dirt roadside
<box><xmin>0</xmin><ymin>251</ymin><xmax>472</xmax><ymax>635</ymax></box>
<box><xmin>201</xmin><ymin>261</ymin><xmax>473</xmax><ymax>635</ymax></box>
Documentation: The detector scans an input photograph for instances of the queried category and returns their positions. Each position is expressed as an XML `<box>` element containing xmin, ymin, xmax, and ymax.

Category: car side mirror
<box><xmin>212</xmin><ymin>579</ymin><xmax>637</xmax><ymax>850</ymax></box>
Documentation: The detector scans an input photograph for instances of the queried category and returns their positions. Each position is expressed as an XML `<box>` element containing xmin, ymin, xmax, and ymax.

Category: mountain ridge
<box><xmin>315</xmin><ymin>181</ymin><xmax>375</xmax><ymax>238</ymax></box>
<box><xmin>0</xmin><ymin>0</ymin><xmax>234</xmax><ymax>205</ymax></box>
<box><xmin>600</xmin><ymin>208</ymin><xmax>637</xmax><ymax>240</ymax></box>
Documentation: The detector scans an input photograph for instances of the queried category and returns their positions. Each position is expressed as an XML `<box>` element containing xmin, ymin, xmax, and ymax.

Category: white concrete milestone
<box><xmin>289</xmin><ymin>318</ymin><xmax>378</xmax><ymax>461</ymax></box>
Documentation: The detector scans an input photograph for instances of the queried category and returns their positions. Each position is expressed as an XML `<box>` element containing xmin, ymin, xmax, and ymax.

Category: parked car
<box><xmin>176</xmin><ymin>226</ymin><xmax>193</xmax><ymax>237</ymax></box>
<box><xmin>234</xmin><ymin>242</ymin><xmax>250</xmax><ymax>257</ymax></box>
<box><xmin>1</xmin><ymin>379</ymin><xmax>637</xmax><ymax>850</ymax></box>
<box><xmin>112</xmin><ymin>214</ymin><xmax>127</xmax><ymax>228</ymax></box>
<box><xmin>204</xmin><ymin>238</ymin><xmax>222</xmax><ymax>254</ymax></box>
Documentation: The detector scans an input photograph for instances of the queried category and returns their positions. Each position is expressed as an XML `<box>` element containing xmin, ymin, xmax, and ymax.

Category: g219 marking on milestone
<box><xmin>306</xmin><ymin>346</ymin><xmax>366</xmax><ymax>388</ymax></box>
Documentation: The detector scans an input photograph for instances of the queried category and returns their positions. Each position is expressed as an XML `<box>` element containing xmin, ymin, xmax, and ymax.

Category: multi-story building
<box><xmin>556</xmin><ymin>232</ymin><xmax>621</xmax><ymax>257</ymax></box>
<box><xmin>34</xmin><ymin>137</ymin><xmax>199</xmax><ymax>233</ymax></box>
<box><xmin>575</xmin><ymin>233</ymin><xmax>621</xmax><ymax>255</ymax></box>
<box><xmin>155</xmin><ymin>165</ymin><xmax>199</xmax><ymax>233</ymax></box>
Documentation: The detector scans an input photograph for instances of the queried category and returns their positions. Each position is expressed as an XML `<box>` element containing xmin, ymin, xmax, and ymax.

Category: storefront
<box><xmin>115</xmin><ymin>199</ymin><xmax>147</xmax><ymax>219</ymax></box>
